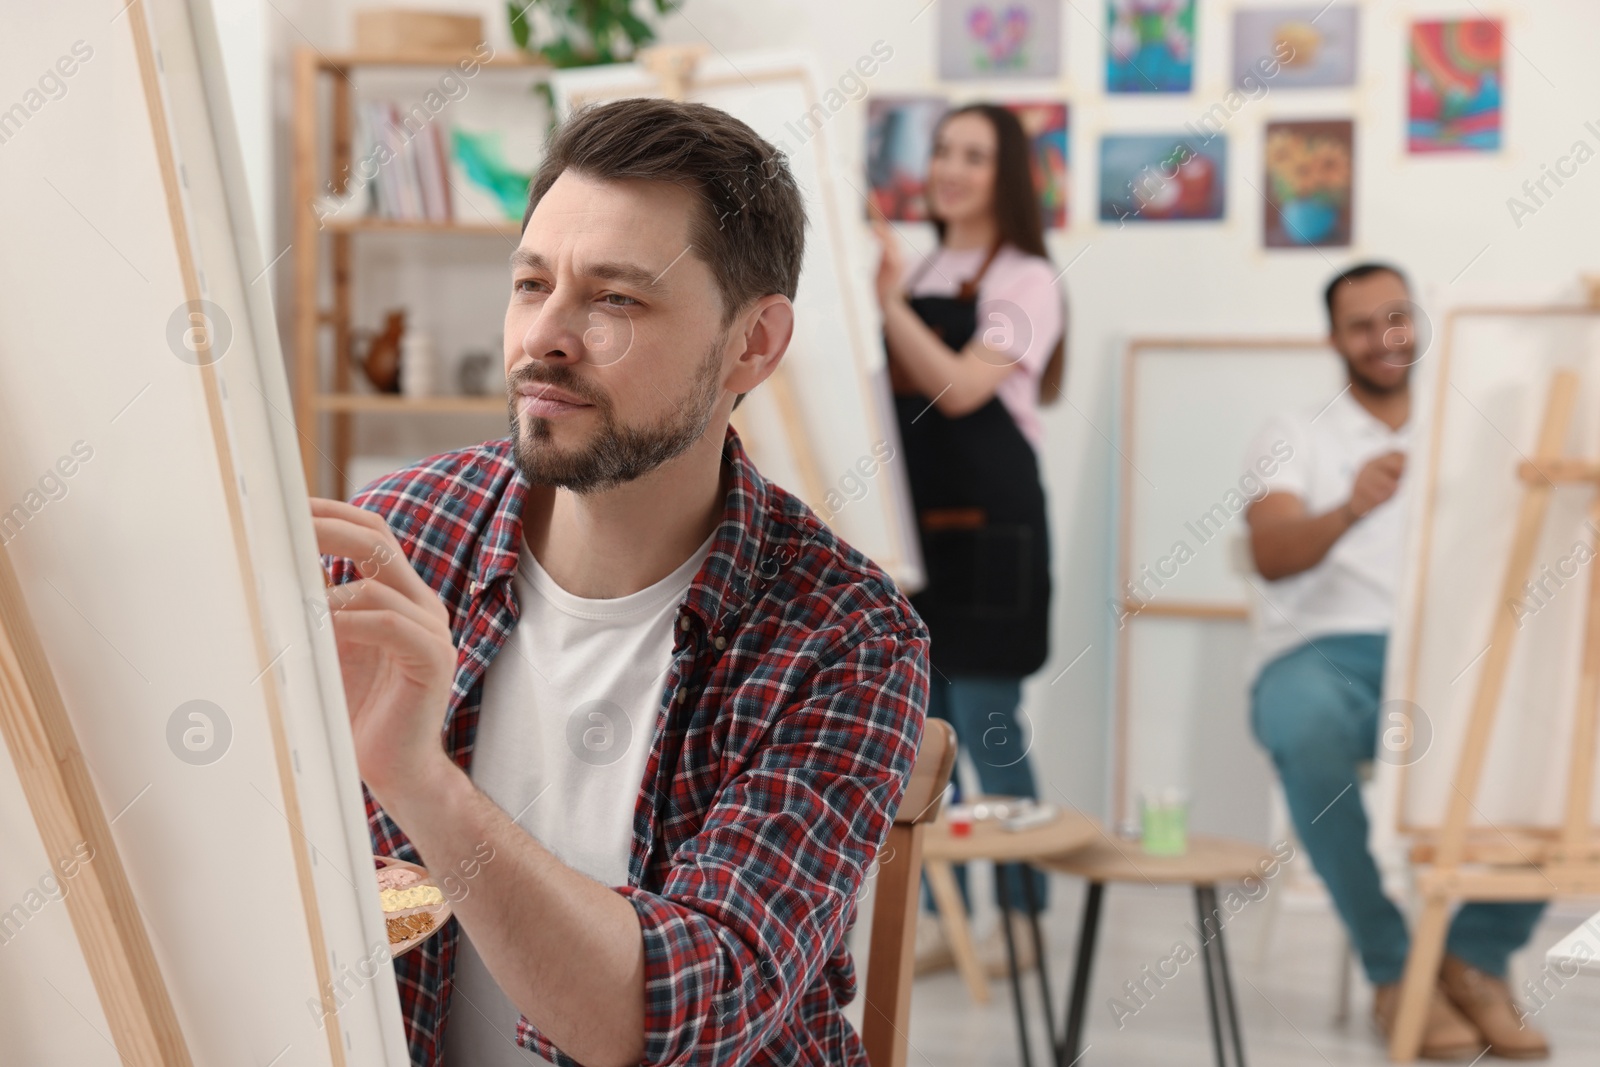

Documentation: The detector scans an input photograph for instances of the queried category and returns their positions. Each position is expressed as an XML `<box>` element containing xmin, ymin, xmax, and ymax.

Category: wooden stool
<box><xmin>1036</xmin><ymin>834</ymin><xmax>1273</xmax><ymax>1067</ymax></box>
<box><xmin>922</xmin><ymin>801</ymin><xmax>1100</xmax><ymax>1067</ymax></box>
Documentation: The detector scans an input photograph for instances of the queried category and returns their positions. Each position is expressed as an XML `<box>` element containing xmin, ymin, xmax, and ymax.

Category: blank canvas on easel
<box><xmin>0</xmin><ymin>2</ymin><xmax>407</xmax><ymax>1063</ymax></box>
<box><xmin>1113</xmin><ymin>339</ymin><xmax>1343</xmax><ymax>835</ymax></box>
<box><xmin>550</xmin><ymin>50</ymin><xmax>924</xmax><ymax>590</ymax></box>
<box><xmin>1384</xmin><ymin>310</ymin><xmax>1600</xmax><ymax>832</ymax></box>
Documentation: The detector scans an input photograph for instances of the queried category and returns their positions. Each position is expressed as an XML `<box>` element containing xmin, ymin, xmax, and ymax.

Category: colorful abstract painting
<box><xmin>865</xmin><ymin>96</ymin><xmax>948</xmax><ymax>222</ymax></box>
<box><xmin>1107</xmin><ymin>0</ymin><xmax>1195</xmax><ymax>93</ymax></box>
<box><xmin>1005</xmin><ymin>101</ymin><xmax>1070</xmax><ymax>228</ymax></box>
<box><xmin>939</xmin><ymin>0</ymin><xmax>1062</xmax><ymax>80</ymax></box>
<box><xmin>1232</xmin><ymin>5</ymin><xmax>1358</xmax><ymax>90</ymax></box>
<box><xmin>1263</xmin><ymin>120</ymin><xmax>1353</xmax><ymax>248</ymax></box>
<box><xmin>1408</xmin><ymin>19</ymin><xmax>1503</xmax><ymax>153</ymax></box>
<box><xmin>1098</xmin><ymin>133</ymin><xmax>1225</xmax><ymax>222</ymax></box>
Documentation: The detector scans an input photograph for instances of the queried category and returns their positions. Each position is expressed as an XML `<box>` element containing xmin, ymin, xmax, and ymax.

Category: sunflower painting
<box><xmin>1263</xmin><ymin>120</ymin><xmax>1353</xmax><ymax>248</ymax></box>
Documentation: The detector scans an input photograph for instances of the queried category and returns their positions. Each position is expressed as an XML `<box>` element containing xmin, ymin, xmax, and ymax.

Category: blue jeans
<box><xmin>922</xmin><ymin>674</ymin><xmax>1048</xmax><ymax>914</ymax></box>
<box><xmin>1250</xmin><ymin>633</ymin><xmax>1545</xmax><ymax>984</ymax></box>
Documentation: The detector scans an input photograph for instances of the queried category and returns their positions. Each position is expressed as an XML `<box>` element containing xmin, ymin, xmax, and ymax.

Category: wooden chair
<box><xmin>861</xmin><ymin>718</ymin><xmax>957</xmax><ymax>1067</ymax></box>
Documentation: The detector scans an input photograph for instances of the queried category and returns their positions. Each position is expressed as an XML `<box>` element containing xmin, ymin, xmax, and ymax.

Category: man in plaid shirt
<box><xmin>313</xmin><ymin>98</ymin><xmax>929</xmax><ymax>1066</ymax></box>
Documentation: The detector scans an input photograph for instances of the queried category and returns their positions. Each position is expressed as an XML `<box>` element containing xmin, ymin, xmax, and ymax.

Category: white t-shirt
<box><xmin>900</xmin><ymin>242</ymin><xmax>1063</xmax><ymax>453</ymax></box>
<box><xmin>1243</xmin><ymin>389</ymin><xmax>1411</xmax><ymax>678</ymax></box>
<box><xmin>442</xmin><ymin>529</ymin><xmax>716</xmax><ymax>1067</ymax></box>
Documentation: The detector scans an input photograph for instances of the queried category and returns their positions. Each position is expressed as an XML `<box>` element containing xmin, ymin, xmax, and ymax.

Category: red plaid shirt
<box><xmin>326</xmin><ymin>423</ymin><xmax>929</xmax><ymax>1066</ymax></box>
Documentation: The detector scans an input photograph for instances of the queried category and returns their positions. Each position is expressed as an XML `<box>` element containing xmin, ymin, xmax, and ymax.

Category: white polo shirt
<box><xmin>1243</xmin><ymin>388</ymin><xmax>1411</xmax><ymax>677</ymax></box>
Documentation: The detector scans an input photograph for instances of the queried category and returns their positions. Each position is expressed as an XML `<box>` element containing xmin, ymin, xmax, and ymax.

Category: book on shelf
<box><xmin>355</xmin><ymin>99</ymin><xmax>455</xmax><ymax>224</ymax></box>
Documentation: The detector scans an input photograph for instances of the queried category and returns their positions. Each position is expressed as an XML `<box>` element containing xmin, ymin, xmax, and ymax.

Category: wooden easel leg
<box><xmin>925</xmin><ymin>859</ymin><xmax>991</xmax><ymax>1004</ymax></box>
<box><xmin>1389</xmin><ymin>892</ymin><xmax>1450</xmax><ymax>1062</ymax></box>
<box><xmin>0</xmin><ymin>547</ymin><xmax>194</xmax><ymax>1065</ymax></box>
<box><xmin>1560</xmin><ymin>466</ymin><xmax>1600</xmax><ymax>860</ymax></box>
<box><xmin>1392</xmin><ymin>373</ymin><xmax>1580</xmax><ymax>1059</ymax></box>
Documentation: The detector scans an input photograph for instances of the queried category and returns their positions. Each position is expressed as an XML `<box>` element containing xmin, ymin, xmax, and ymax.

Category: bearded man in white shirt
<box><xmin>1244</xmin><ymin>263</ymin><xmax>1550</xmax><ymax>1061</ymax></box>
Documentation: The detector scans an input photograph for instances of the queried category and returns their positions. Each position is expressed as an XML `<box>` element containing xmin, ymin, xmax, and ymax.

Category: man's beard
<box><xmin>507</xmin><ymin>334</ymin><xmax>725</xmax><ymax>493</ymax></box>
<box><xmin>1346</xmin><ymin>352</ymin><xmax>1412</xmax><ymax>396</ymax></box>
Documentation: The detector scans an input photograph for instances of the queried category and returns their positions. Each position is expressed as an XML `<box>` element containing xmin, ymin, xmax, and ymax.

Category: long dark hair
<box><xmin>929</xmin><ymin>103</ymin><xmax>1066</xmax><ymax>406</ymax></box>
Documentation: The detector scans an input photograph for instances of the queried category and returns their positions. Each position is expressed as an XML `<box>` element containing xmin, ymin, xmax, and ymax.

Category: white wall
<box><xmin>249</xmin><ymin>0</ymin><xmax>1600</xmax><ymax>830</ymax></box>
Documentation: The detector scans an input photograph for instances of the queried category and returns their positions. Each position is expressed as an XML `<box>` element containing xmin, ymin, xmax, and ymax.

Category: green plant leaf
<box><xmin>507</xmin><ymin>1</ymin><xmax>533</xmax><ymax>50</ymax></box>
<box><xmin>543</xmin><ymin>37</ymin><xmax>582</xmax><ymax>67</ymax></box>
<box><xmin>617</xmin><ymin>10</ymin><xmax>653</xmax><ymax>45</ymax></box>
<box><xmin>506</xmin><ymin>0</ymin><xmax>680</xmax><ymax>68</ymax></box>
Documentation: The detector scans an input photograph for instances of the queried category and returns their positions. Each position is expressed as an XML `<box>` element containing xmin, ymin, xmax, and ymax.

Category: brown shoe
<box><xmin>1439</xmin><ymin>954</ymin><xmax>1550</xmax><ymax>1060</ymax></box>
<box><xmin>1373</xmin><ymin>980</ymin><xmax>1485</xmax><ymax>1061</ymax></box>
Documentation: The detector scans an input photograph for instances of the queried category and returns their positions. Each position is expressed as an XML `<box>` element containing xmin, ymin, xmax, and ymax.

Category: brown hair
<box><xmin>523</xmin><ymin>98</ymin><xmax>806</xmax><ymax>411</ymax></box>
<box><xmin>931</xmin><ymin>104</ymin><xmax>1067</xmax><ymax>406</ymax></box>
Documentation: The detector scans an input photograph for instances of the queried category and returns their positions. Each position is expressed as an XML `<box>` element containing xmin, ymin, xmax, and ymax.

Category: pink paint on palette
<box><xmin>376</xmin><ymin>865</ymin><xmax>423</xmax><ymax>891</ymax></box>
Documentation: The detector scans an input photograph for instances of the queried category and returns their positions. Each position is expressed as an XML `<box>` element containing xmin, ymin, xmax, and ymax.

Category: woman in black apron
<box><xmin>873</xmin><ymin>104</ymin><xmax>1066</xmax><ymax>972</ymax></box>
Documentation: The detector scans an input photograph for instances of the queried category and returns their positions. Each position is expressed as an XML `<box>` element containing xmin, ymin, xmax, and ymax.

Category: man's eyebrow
<box><xmin>508</xmin><ymin>248</ymin><xmax>670</xmax><ymax>292</ymax></box>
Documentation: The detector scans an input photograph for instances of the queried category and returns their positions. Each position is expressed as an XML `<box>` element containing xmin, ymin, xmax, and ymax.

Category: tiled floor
<box><xmin>850</xmin><ymin>877</ymin><xmax>1600</xmax><ymax>1066</ymax></box>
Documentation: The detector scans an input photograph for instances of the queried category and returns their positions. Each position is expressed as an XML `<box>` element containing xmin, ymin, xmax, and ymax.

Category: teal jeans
<box><xmin>1250</xmin><ymin>633</ymin><xmax>1545</xmax><ymax>984</ymax></box>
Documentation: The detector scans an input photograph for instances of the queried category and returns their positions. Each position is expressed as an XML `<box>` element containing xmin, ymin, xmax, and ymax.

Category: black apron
<box><xmin>890</xmin><ymin>241</ymin><xmax>1052</xmax><ymax>677</ymax></box>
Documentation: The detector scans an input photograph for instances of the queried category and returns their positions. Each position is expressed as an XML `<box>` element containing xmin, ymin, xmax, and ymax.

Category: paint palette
<box><xmin>374</xmin><ymin>855</ymin><xmax>451</xmax><ymax>956</ymax></box>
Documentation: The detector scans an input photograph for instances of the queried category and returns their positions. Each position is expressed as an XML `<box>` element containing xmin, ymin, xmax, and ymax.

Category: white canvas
<box><xmin>1113</xmin><ymin>340</ymin><xmax>1342</xmax><ymax>833</ymax></box>
<box><xmin>0</xmin><ymin>2</ymin><xmax>409</xmax><ymax>1063</ymax></box>
<box><xmin>551</xmin><ymin>51</ymin><xmax>923</xmax><ymax>590</ymax></box>
<box><xmin>1121</xmin><ymin>343</ymin><xmax>1345</xmax><ymax>609</ymax></box>
<box><xmin>1382</xmin><ymin>311</ymin><xmax>1600</xmax><ymax>831</ymax></box>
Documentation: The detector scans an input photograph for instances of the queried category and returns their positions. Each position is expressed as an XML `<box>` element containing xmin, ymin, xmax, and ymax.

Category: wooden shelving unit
<box><xmin>290</xmin><ymin>45</ymin><xmax>544</xmax><ymax>496</ymax></box>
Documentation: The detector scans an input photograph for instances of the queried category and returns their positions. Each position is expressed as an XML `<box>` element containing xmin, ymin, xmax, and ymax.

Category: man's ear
<box><xmin>724</xmin><ymin>294</ymin><xmax>794</xmax><ymax>399</ymax></box>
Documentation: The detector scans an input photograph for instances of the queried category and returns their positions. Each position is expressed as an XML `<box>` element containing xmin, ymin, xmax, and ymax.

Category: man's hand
<box><xmin>1347</xmin><ymin>451</ymin><xmax>1405</xmax><ymax>519</ymax></box>
<box><xmin>311</xmin><ymin>498</ymin><xmax>458</xmax><ymax>803</ymax></box>
<box><xmin>1249</xmin><ymin>449</ymin><xmax>1408</xmax><ymax>580</ymax></box>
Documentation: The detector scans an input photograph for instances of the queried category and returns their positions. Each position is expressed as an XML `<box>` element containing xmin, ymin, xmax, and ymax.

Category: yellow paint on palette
<box><xmin>380</xmin><ymin>884</ymin><xmax>444</xmax><ymax>912</ymax></box>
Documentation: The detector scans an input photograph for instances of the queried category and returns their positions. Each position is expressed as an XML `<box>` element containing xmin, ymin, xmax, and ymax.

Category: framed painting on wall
<box><xmin>939</xmin><ymin>0</ymin><xmax>1063</xmax><ymax>80</ymax></box>
<box><xmin>1232</xmin><ymin>5</ymin><xmax>1358</xmax><ymax>89</ymax></box>
<box><xmin>1263</xmin><ymin>119</ymin><xmax>1353</xmax><ymax>248</ymax></box>
<box><xmin>866</xmin><ymin>95</ymin><xmax>948</xmax><ymax>223</ymax></box>
<box><xmin>1099</xmin><ymin>132</ymin><xmax>1225</xmax><ymax>223</ymax></box>
<box><xmin>1408</xmin><ymin>18</ymin><xmax>1503</xmax><ymax>153</ymax></box>
<box><xmin>1107</xmin><ymin>0</ymin><xmax>1195</xmax><ymax>93</ymax></box>
<box><xmin>1004</xmin><ymin>101</ymin><xmax>1069</xmax><ymax>228</ymax></box>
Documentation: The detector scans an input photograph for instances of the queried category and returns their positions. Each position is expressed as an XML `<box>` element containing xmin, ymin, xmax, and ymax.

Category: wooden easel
<box><xmin>0</xmin><ymin>541</ymin><xmax>195</xmax><ymax>1065</ymax></box>
<box><xmin>1390</xmin><ymin>368</ymin><xmax>1600</xmax><ymax>1060</ymax></box>
<box><xmin>0</xmin><ymin>1</ymin><xmax>356</xmax><ymax>1060</ymax></box>
<box><xmin>637</xmin><ymin>42</ymin><xmax>710</xmax><ymax>101</ymax></box>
